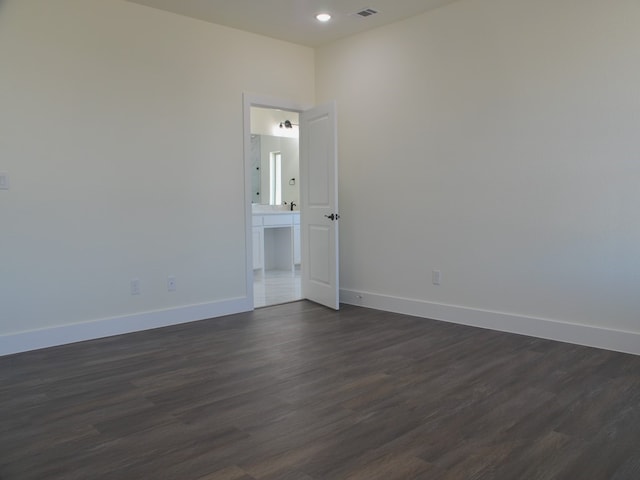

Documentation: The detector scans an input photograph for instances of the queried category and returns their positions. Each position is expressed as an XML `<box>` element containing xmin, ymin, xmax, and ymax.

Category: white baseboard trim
<box><xmin>0</xmin><ymin>297</ymin><xmax>253</xmax><ymax>357</ymax></box>
<box><xmin>5</xmin><ymin>291</ymin><xmax>638</xmax><ymax>357</ymax></box>
<box><xmin>340</xmin><ymin>289</ymin><xmax>640</xmax><ymax>356</ymax></box>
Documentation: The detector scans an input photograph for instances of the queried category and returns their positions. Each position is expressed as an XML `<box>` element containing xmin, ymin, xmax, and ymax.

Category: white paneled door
<box><xmin>300</xmin><ymin>101</ymin><xmax>339</xmax><ymax>310</ymax></box>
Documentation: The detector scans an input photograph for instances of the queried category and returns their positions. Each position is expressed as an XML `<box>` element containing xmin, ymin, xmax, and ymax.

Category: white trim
<box><xmin>0</xmin><ymin>297</ymin><xmax>252</xmax><ymax>356</ymax></box>
<box><xmin>340</xmin><ymin>289</ymin><xmax>640</xmax><ymax>356</ymax></box>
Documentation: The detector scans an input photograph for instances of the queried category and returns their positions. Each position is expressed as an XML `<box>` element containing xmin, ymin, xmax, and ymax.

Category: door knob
<box><xmin>324</xmin><ymin>213</ymin><xmax>340</xmax><ymax>221</ymax></box>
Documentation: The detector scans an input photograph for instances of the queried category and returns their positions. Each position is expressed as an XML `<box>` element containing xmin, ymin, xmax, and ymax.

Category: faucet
<box><xmin>290</xmin><ymin>202</ymin><xmax>296</xmax><ymax>211</ymax></box>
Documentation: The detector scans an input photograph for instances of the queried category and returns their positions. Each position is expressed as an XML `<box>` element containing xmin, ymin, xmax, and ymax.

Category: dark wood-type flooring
<box><xmin>2</xmin><ymin>301</ymin><xmax>640</xmax><ymax>479</ymax></box>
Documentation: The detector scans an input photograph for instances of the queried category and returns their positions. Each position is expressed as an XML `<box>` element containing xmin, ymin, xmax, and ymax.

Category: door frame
<box><xmin>242</xmin><ymin>93</ymin><xmax>311</xmax><ymax>308</ymax></box>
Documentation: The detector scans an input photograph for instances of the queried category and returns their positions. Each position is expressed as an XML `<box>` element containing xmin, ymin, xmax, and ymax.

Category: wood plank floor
<box><xmin>1</xmin><ymin>301</ymin><xmax>640</xmax><ymax>479</ymax></box>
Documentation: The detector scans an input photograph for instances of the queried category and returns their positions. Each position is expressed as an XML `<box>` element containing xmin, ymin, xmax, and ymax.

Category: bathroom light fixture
<box><xmin>315</xmin><ymin>13</ymin><xmax>331</xmax><ymax>22</ymax></box>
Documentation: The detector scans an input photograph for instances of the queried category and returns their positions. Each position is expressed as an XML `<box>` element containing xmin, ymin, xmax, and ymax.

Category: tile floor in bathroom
<box><xmin>253</xmin><ymin>268</ymin><xmax>302</xmax><ymax>308</ymax></box>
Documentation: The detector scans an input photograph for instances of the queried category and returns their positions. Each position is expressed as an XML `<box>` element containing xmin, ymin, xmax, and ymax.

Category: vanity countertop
<box><xmin>258</xmin><ymin>210</ymin><xmax>299</xmax><ymax>215</ymax></box>
<box><xmin>252</xmin><ymin>206</ymin><xmax>299</xmax><ymax>215</ymax></box>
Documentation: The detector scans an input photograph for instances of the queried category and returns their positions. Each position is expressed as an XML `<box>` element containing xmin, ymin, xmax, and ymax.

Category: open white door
<box><xmin>300</xmin><ymin>101</ymin><xmax>339</xmax><ymax>310</ymax></box>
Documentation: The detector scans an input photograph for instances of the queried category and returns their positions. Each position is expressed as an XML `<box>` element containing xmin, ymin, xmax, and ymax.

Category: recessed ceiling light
<box><xmin>315</xmin><ymin>13</ymin><xmax>332</xmax><ymax>22</ymax></box>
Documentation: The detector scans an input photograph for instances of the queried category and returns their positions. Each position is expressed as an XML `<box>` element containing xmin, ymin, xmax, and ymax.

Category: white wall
<box><xmin>0</xmin><ymin>0</ymin><xmax>314</xmax><ymax>351</ymax></box>
<box><xmin>317</xmin><ymin>0</ymin><xmax>640</xmax><ymax>349</ymax></box>
<box><xmin>3</xmin><ymin>0</ymin><xmax>639</xmax><ymax>356</ymax></box>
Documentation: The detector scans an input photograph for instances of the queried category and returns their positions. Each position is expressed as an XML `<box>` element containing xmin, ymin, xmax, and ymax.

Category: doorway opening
<box><xmin>244</xmin><ymin>94</ymin><xmax>339</xmax><ymax>311</ymax></box>
<box><xmin>249</xmin><ymin>106</ymin><xmax>301</xmax><ymax>307</ymax></box>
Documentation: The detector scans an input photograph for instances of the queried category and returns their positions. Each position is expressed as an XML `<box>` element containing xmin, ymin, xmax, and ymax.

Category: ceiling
<box><xmin>126</xmin><ymin>0</ymin><xmax>461</xmax><ymax>47</ymax></box>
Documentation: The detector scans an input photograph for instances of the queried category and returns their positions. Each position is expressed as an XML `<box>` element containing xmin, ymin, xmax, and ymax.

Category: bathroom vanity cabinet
<box><xmin>252</xmin><ymin>211</ymin><xmax>300</xmax><ymax>272</ymax></box>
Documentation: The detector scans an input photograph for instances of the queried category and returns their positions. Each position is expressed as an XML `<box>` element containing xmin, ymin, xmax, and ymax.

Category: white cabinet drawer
<box><xmin>263</xmin><ymin>214</ymin><xmax>293</xmax><ymax>226</ymax></box>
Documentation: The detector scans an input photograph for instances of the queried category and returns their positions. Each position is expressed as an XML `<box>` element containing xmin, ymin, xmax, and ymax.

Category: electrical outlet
<box><xmin>167</xmin><ymin>275</ymin><xmax>176</xmax><ymax>292</ymax></box>
<box><xmin>432</xmin><ymin>269</ymin><xmax>442</xmax><ymax>286</ymax></box>
<box><xmin>131</xmin><ymin>278</ymin><xmax>140</xmax><ymax>295</ymax></box>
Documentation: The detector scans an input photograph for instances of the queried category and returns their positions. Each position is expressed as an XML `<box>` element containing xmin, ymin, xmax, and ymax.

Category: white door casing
<box><xmin>300</xmin><ymin>101</ymin><xmax>339</xmax><ymax>310</ymax></box>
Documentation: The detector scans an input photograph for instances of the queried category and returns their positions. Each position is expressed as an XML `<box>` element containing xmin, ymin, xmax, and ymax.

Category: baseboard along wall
<box><xmin>0</xmin><ymin>297</ymin><xmax>252</xmax><ymax>356</ymax></box>
<box><xmin>340</xmin><ymin>289</ymin><xmax>640</xmax><ymax>356</ymax></box>
<box><xmin>3</xmin><ymin>291</ymin><xmax>638</xmax><ymax>357</ymax></box>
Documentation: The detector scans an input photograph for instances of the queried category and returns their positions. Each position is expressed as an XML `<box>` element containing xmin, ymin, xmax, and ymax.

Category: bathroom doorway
<box><xmin>249</xmin><ymin>106</ymin><xmax>302</xmax><ymax>307</ymax></box>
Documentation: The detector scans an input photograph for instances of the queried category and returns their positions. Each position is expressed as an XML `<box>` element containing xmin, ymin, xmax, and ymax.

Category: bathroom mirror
<box><xmin>251</xmin><ymin>134</ymin><xmax>299</xmax><ymax>207</ymax></box>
